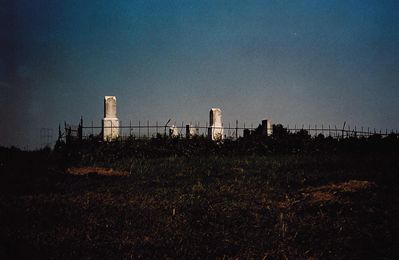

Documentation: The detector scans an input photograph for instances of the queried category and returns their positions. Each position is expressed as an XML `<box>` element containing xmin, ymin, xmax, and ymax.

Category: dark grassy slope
<box><xmin>0</xmin><ymin>147</ymin><xmax>399</xmax><ymax>258</ymax></box>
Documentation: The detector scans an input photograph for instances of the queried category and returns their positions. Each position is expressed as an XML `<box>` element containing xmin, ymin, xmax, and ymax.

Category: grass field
<box><xmin>1</xmin><ymin>147</ymin><xmax>398</xmax><ymax>258</ymax></box>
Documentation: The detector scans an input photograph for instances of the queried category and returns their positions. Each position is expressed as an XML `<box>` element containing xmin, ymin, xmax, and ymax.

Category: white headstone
<box><xmin>169</xmin><ymin>125</ymin><xmax>179</xmax><ymax>138</ymax></box>
<box><xmin>189</xmin><ymin>126</ymin><xmax>198</xmax><ymax>137</ymax></box>
<box><xmin>102</xmin><ymin>96</ymin><xmax>120</xmax><ymax>141</ymax></box>
<box><xmin>186</xmin><ymin>124</ymin><xmax>198</xmax><ymax>138</ymax></box>
<box><xmin>209</xmin><ymin>108</ymin><xmax>223</xmax><ymax>141</ymax></box>
<box><xmin>262</xmin><ymin>119</ymin><xmax>273</xmax><ymax>136</ymax></box>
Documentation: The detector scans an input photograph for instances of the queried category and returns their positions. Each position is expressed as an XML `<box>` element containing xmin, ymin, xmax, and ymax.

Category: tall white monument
<box><xmin>102</xmin><ymin>96</ymin><xmax>120</xmax><ymax>141</ymax></box>
<box><xmin>208</xmin><ymin>108</ymin><xmax>223</xmax><ymax>141</ymax></box>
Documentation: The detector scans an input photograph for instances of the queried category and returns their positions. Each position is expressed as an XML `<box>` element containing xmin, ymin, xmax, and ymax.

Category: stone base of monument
<box><xmin>208</xmin><ymin>126</ymin><xmax>223</xmax><ymax>141</ymax></box>
<box><xmin>102</xmin><ymin>118</ymin><xmax>120</xmax><ymax>141</ymax></box>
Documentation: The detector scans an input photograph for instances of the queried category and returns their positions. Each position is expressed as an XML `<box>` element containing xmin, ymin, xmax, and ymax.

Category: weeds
<box><xmin>0</xmin><ymin>147</ymin><xmax>398</xmax><ymax>258</ymax></box>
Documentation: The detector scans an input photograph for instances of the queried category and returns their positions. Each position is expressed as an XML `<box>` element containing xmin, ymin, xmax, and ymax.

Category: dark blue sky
<box><xmin>1</xmin><ymin>0</ymin><xmax>398</xmax><ymax>148</ymax></box>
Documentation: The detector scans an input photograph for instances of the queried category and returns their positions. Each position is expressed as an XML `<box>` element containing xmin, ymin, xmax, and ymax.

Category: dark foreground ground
<box><xmin>1</xmin><ymin>150</ymin><xmax>398</xmax><ymax>259</ymax></box>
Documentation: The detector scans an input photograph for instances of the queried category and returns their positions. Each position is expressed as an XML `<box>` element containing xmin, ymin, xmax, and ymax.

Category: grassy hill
<box><xmin>0</xmin><ymin>140</ymin><xmax>398</xmax><ymax>258</ymax></box>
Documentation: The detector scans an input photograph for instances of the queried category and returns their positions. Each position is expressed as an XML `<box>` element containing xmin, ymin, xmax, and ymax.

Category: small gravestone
<box><xmin>208</xmin><ymin>108</ymin><xmax>223</xmax><ymax>141</ymax></box>
<box><xmin>102</xmin><ymin>96</ymin><xmax>120</xmax><ymax>141</ymax></box>
<box><xmin>169</xmin><ymin>125</ymin><xmax>179</xmax><ymax>138</ymax></box>
<box><xmin>186</xmin><ymin>124</ymin><xmax>198</xmax><ymax>138</ymax></box>
<box><xmin>262</xmin><ymin>119</ymin><xmax>273</xmax><ymax>136</ymax></box>
<box><xmin>243</xmin><ymin>128</ymin><xmax>251</xmax><ymax>138</ymax></box>
<box><xmin>189</xmin><ymin>126</ymin><xmax>198</xmax><ymax>137</ymax></box>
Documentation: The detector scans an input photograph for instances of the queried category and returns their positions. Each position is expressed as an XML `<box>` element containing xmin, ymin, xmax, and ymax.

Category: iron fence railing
<box><xmin>63</xmin><ymin>120</ymin><xmax>398</xmax><ymax>141</ymax></box>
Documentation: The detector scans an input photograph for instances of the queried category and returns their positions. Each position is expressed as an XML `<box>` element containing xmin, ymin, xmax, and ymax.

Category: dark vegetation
<box><xmin>1</xmin><ymin>130</ymin><xmax>399</xmax><ymax>259</ymax></box>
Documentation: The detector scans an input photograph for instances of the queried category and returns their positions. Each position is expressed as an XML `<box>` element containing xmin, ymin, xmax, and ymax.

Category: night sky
<box><xmin>1</xmin><ymin>0</ymin><xmax>398</xmax><ymax>148</ymax></box>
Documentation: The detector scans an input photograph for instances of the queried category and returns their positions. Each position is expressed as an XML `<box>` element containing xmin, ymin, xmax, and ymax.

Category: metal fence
<box><xmin>284</xmin><ymin>124</ymin><xmax>396</xmax><ymax>139</ymax></box>
<box><xmin>75</xmin><ymin>120</ymin><xmax>397</xmax><ymax>141</ymax></box>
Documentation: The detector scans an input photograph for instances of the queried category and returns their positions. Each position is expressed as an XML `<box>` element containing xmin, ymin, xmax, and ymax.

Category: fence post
<box><xmin>204</xmin><ymin>121</ymin><xmax>207</xmax><ymax>138</ymax></box>
<box><xmin>236</xmin><ymin>120</ymin><xmax>238</xmax><ymax>139</ymax></box>
<box><xmin>337</xmin><ymin>125</ymin><xmax>340</xmax><ymax>138</ymax></box>
<box><xmin>120</xmin><ymin>120</ymin><xmax>122</xmax><ymax>140</ymax></box>
<box><xmin>198</xmin><ymin>122</ymin><xmax>201</xmax><ymax>136</ymax></box>
<box><xmin>147</xmin><ymin>120</ymin><xmax>150</xmax><ymax>138</ymax></box>
<box><xmin>139</xmin><ymin>121</ymin><xmax>141</xmax><ymax>138</ymax></box>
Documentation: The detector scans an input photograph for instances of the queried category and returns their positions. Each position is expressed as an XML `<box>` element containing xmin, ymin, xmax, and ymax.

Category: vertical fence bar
<box><xmin>147</xmin><ymin>120</ymin><xmax>150</xmax><ymax>137</ymax></box>
<box><xmin>335</xmin><ymin>125</ymin><xmax>338</xmax><ymax>138</ymax></box>
<box><xmin>120</xmin><ymin>120</ymin><xmax>122</xmax><ymax>140</ymax></box>
<box><xmin>236</xmin><ymin>120</ymin><xmax>238</xmax><ymax>139</ymax></box>
<box><xmin>198</xmin><ymin>122</ymin><xmax>201</xmax><ymax>136</ymax></box>
<box><xmin>139</xmin><ymin>121</ymin><xmax>141</xmax><ymax>138</ymax></box>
